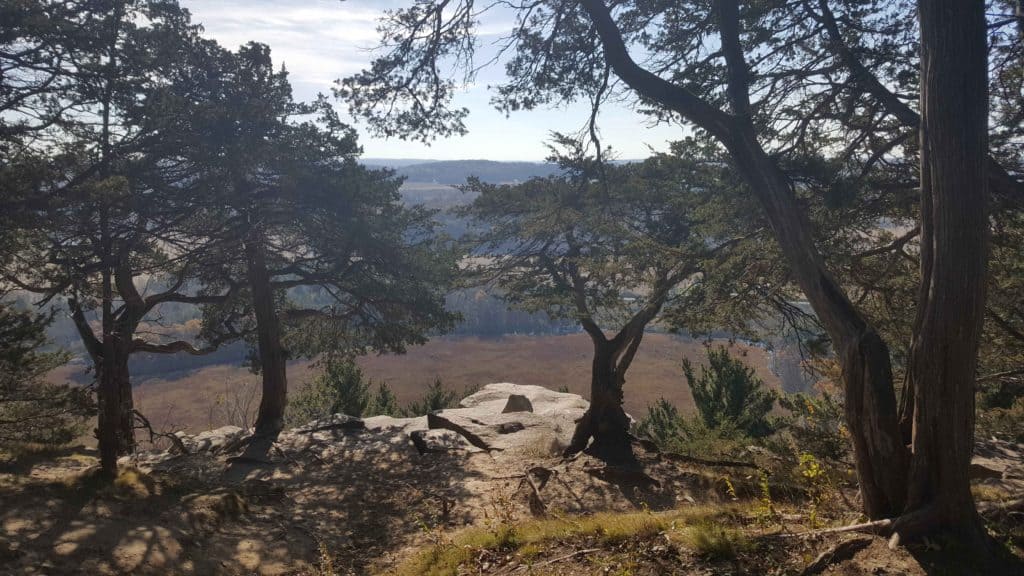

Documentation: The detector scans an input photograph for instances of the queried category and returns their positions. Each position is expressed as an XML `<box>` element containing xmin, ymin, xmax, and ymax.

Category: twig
<box><xmin>133</xmin><ymin>409</ymin><xmax>191</xmax><ymax>455</ymax></box>
<box><xmin>520</xmin><ymin>469</ymin><xmax>548</xmax><ymax>517</ymax></box>
<box><xmin>530</xmin><ymin>547</ymin><xmax>600</xmax><ymax>567</ymax></box>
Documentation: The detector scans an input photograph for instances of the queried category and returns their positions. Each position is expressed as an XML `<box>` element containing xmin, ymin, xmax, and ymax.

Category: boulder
<box><xmin>502</xmin><ymin>394</ymin><xmax>534</xmax><ymax>413</ymax></box>
<box><xmin>181</xmin><ymin>425</ymin><xmax>246</xmax><ymax>454</ymax></box>
<box><xmin>426</xmin><ymin>383</ymin><xmax>591</xmax><ymax>455</ymax></box>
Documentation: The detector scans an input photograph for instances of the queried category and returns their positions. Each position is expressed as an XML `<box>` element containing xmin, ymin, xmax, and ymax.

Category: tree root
<box><xmin>800</xmin><ymin>537</ymin><xmax>872</xmax><ymax>575</ymax></box>
<box><xmin>636</xmin><ymin>438</ymin><xmax>761</xmax><ymax>470</ymax></box>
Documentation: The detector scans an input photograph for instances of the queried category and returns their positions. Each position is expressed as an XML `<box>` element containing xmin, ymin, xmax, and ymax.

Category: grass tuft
<box><xmin>391</xmin><ymin>505</ymin><xmax>743</xmax><ymax>576</ymax></box>
<box><xmin>679</xmin><ymin>520</ymin><xmax>750</xmax><ymax>561</ymax></box>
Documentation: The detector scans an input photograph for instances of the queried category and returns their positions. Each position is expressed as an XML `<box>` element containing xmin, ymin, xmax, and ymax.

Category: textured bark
<box><xmin>246</xmin><ymin>235</ymin><xmax>288</xmax><ymax>437</ymax></box>
<box><xmin>566</xmin><ymin>337</ymin><xmax>635</xmax><ymax>461</ymax></box>
<box><xmin>722</xmin><ymin>126</ymin><xmax>909</xmax><ymax>517</ymax></box>
<box><xmin>899</xmin><ymin>0</ymin><xmax>989</xmax><ymax>536</ymax></box>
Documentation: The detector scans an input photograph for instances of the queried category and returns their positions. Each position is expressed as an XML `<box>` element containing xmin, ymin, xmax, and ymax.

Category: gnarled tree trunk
<box><xmin>895</xmin><ymin>0</ymin><xmax>989</xmax><ymax>540</ymax></box>
<box><xmin>566</xmin><ymin>337</ymin><xmax>634</xmax><ymax>460</ymax></box>
<box><xmin>246</xmin><ymin>234</ymin><xmax>288</xmax><ymax>437</ymax></box>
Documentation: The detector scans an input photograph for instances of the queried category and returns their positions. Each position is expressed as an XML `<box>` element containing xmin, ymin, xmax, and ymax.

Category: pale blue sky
<box><xmin>180</xmin><ymin>0</ymin><xmax>683</xmax><ymax>161</ymax></box>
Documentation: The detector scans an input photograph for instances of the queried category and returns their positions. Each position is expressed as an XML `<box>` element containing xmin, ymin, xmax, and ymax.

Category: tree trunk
<box><xmin>566</xmin><ymin>338</ymin><xmax>633</xmax><ymax>461</ymax></box>
<box><xmin>246</xmin><ymin>236</ymin><xmax>288</xmax><ymax>437</ymax></box>
<box><xmin>896</xmin><ymin>0</ymin><xmax>989</xmax><ymax>539</ymax></box>
<box><xmin>723</xmin><ymin>126</ymin><xmax>909</xmax><ymax>518</ymax></box>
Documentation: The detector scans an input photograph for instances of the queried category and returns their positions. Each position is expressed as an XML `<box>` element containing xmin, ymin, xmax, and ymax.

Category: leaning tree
<box><xmin>340</xmin><ymin>0</ymin><xmax>1001</xmax><ymax>540</ymax></box>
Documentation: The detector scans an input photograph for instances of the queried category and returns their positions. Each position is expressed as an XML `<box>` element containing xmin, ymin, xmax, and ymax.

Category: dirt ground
<box><xmin>1</xmin><ymin>428</ymin><xmax>1021</xmax><ymax>575</ymax></box>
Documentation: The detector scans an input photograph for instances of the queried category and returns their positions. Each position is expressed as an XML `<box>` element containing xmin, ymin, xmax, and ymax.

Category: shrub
<box><xmin>287</xmin><ymin>358</ymin><xmax>403</xmax><ymax>425</ymax></box>
<box><xmin>774</xmin><ymin>386</ymin><xmax>848</xmax><ymax>463</ymax></box>
<box><xmin>404</xmin><ymin>378</ymin><xmax>479</xmax><ymax>416</ymax></box>
<box><xmin>0</xmin><ymin>304</ymin><xmax>92</xmax><ymax>447</ymax></box>
<box><xmin>685</xmin><ymin>346</ymin><xmax>776</xmax><ymax>438</ymax></box>
<box><xmin>977</xmin><ymin>396</ymin><xmax>1024</xmax><ymax>442</ymax></box>
<box><xmin>368</xmin><ymin>381</ymin><xmax>402</xmax><ymax>417</ymax></box>
<box><xmin>636</xmin><ymin>398</ymin><xmax>750</xmax><ymax>458</ymax></box>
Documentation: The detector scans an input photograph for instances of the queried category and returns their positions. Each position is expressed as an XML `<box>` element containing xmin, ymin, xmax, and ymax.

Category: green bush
<box><xmin>0</xmin><ymin>304</ymin><xmax>92</xmax><ymax>447</ymax></box>
<box><xmin>404</xmin><ymin>378</ymin><xmax>480</xmax><ymax>416</ymax></box>
<box><xmin>977</xmin><ymin>396</ymin><xmax>1024</xmax><ymax>442</ymax></box>
<box><xmin>685</xmin><ymin>346</ymin><xmax>776</xmax><ymax>438</ymax></box>
<box><xmin>636</xmin><ymin>398</ymin><xmax>750</xmax><ymax>458</ymax></box>
<box><xmin>287</xmin><ymin>358</ymin><xmax>403</xmax><ymax>425</ymax></box>
<box><xmin>774</xmin><ymin>388</ymin><xmax>848</xmax><ymax>463</ymax></box>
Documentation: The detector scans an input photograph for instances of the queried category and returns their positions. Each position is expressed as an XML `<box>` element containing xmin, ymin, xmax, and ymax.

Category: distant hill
<box><xmin>363</xmin><ymin>159</ymin><xmax>562</xmax><ymax>185</ymax></box>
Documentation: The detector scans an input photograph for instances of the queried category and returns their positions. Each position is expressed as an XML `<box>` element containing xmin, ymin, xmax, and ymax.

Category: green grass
<box><xmin>390</xmin><ymin>505</ymin><xmax>749</xmax><ymax>576</ymax></box>
<box><xmin>680</xmin><ymin>520</ymin><xmax>751</xmax><ymax>560</ymax></box>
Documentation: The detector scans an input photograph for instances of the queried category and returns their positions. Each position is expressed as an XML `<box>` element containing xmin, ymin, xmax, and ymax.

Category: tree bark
<box><xmin>722</xmin><ymin>126</ymin><xmax>909</xmax><ymax>518</ymax></box>
<box><xmin>897</xmin><ymin>0</ymin><xmax>989</xmax><ymax>538</ymax></box>
<box><xmin>246</xmin><ymin>234</ymin><xmax>288</xmax><ymax>437</ymax></box>
<box><xmin>566</xmin><ymin>337</ymin><xmax>633</xmax><ymax>461</ymax></box>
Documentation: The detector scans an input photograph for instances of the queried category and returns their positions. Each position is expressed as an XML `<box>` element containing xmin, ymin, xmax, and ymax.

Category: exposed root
<box><xmin>636</xmin><ymin>438</ymin><xmax>761</xmax><ymax>470</ymax></box>
<box><xmin>800</xmin><ymin>537</ymin><xmax>873</xmax><ymax>575</ymax></box>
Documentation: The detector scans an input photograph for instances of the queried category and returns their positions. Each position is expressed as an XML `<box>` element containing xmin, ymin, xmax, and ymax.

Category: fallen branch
<box><xmin>520</xmin><ymin>468</ymin><xmax>549</xmax><ymax>517</ymax></box>
<box><xmin>133</xmin><ymin>409</ymin><xmax>191</xmax><ymax>455</ymax></box>
<box><xmin>764</xmin><ymin>518</ymin><xmax>893</xmax><ymax>538</ymax></box>
<box><xmin>659</xmin><ymin>450</ymin><xmax>761</xmax><ymax>470</ymax></box>
<box><xmin>637</xmin><ymin>438</ymin><xmax>761</xmax><ymax>470</ymax></box>
<box><xmin>427</xmin><ymin>412</ymin><xmax>499</xmax><ymax>452</ymax></box>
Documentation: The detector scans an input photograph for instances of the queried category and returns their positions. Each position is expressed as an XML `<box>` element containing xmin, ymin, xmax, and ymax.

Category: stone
<box><xmin>186</xmin><ymin>425</ymin><xmax>246</xmax><ymax>454</ymax></box>
<box><xmin>502</xmin><ymin>394</ymin><xmax>534</xmax><ymax>413</ymax></box>
<box><xmin>497</xmin><ymin>422</ymin><xmax>525</xmax><ymax>434</ymax></box>
<box><xmin>294</xmin><ymin>414</ymin><xmax>365</xmax><ymax>434</ymax></box>
<box><xmin>409</xmin><ymin>429</ymin><xmax>479</xmax><ymax>454</ymax></box>
<box><xmin>427</xmin><ymin>383</ymin><xmax>593</xmax><ymax>455</ymax></box>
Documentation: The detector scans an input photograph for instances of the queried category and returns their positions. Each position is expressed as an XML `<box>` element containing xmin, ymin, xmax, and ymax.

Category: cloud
<box><xmin>179</xmin><ymin>0</ymin><xmax>680</xmax><ymax>161</ymax></box>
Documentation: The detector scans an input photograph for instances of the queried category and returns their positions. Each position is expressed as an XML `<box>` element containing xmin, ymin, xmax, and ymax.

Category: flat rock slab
<box><xmin>459</xmin><ymin>383</ymin><xmax>590</xmax><ymax>418</ymax></box>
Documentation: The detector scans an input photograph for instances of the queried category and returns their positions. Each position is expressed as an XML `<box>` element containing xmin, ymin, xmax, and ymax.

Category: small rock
<box><xmin>497</xmin><ymin>422</ymin><xmax>525</xmax><ymax>434</ymax></box>
<box><xmin>502</xmin><ymin>394</ymin><xmax>534</xmax><ymax>413</ymax></box>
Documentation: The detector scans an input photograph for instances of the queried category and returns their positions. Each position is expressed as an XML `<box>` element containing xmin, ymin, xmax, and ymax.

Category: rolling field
<box><xmin>56</xmin><ymin>333</ymin><xmax>780</xmax><ymax>434</ymax></box>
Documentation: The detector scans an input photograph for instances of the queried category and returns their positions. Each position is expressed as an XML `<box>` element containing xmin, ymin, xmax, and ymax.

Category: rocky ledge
<box><xmin>124</xmin><ymin>383</ymin><xmax>591</xmax><ymax>469</ymax></box>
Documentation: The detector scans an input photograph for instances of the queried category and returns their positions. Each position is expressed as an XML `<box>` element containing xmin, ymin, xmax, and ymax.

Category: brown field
<box><xmin>56</xmin><ymin>333</ymin><xmax>779</xmax><ymax>435</ymax></box>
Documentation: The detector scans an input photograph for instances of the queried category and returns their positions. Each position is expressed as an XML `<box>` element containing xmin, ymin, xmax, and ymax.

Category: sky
<box><xmin>179</xmin><ymin>0</ymin><xmax>684</xmax><ymax>161</ymax></box>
